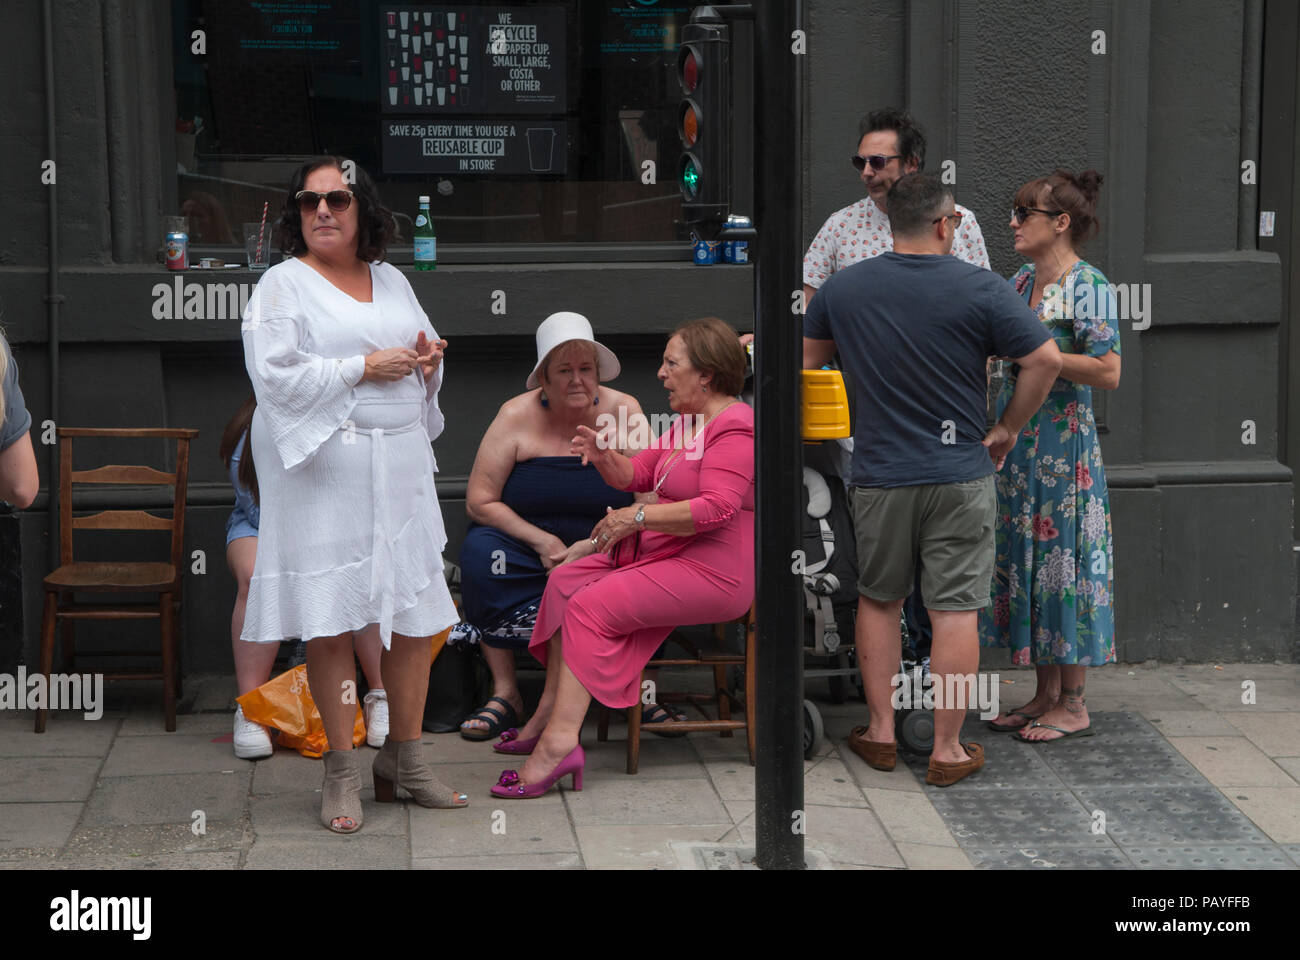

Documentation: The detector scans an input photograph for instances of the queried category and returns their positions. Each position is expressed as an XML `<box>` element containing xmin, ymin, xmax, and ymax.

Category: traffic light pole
<box><xmin>751</xmin><ymin>0</ymin><xmax>804</xmax><ymax>870</ymax></box>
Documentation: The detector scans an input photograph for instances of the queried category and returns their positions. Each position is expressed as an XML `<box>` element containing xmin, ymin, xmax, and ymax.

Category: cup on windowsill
<box><xmin>243</xmin><ymin>222</ymin><xmax>271</xmax><ymax>271</ymax></box>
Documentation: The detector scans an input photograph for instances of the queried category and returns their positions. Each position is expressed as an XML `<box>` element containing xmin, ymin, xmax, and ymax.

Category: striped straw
<box><xmin>254</xmin><ymin>201</ymin><xmax>269</xmax><ymax>266</ymax></box>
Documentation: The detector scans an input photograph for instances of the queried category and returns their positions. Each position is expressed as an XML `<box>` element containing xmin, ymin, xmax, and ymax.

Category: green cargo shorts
<box><xmin>850</xmin><ymin>475</ymin><xmax>996</xmax><ymax>611</ymax></box>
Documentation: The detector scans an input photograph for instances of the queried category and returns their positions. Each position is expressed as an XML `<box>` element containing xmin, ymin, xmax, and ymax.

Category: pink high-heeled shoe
<box><xmin>493</xmin><ymin>728</ymin><xmax>540</xmax><ymax>755</ymax></box>
<box><xmin>491</xmin><ymin>744</ymin><xmax>584</xmax><ymax>799</ymax></box>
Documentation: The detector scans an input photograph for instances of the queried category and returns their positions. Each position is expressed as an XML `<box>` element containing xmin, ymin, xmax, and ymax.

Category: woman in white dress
<box><xmin>241</xmin><ymin>157</ymin><xmax>467</xmax><ymax>833</ymax></box>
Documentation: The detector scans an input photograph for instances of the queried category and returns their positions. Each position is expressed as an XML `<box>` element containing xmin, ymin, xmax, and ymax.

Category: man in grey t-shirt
<box><xmin>1</xmin><ymin>334</ymin><xmax>38</xmax><ymax>508</ymax></box>
<box><xmin>804</xmin><ymin>174</ymin><xmax>1062</xmax><ymax>786</ymax></box>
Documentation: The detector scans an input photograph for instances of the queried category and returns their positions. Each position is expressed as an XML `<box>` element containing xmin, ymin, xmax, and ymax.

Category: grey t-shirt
<box><xmin>1</xmin><ymin>336</ymin><xmax>32</xmax><ymax>452</ymax></box>
<box><xmin>804</xmin><ymin>252</ymin><xmax>1051</xmax><ymax>488</ymax></box>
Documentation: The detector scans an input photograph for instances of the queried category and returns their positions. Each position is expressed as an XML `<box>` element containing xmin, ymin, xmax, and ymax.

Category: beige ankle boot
<box><xmin>373</xmin><ymin>738</ymin><xmax>468</xmax><ymax>809</ymax></box>
<box><xmin>321</xmin><ymin>749</ymin><xmax>363</xmax><ymax>833</ymax></box>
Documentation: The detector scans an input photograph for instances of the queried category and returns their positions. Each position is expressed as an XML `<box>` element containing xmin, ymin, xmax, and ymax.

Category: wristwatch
<box><xmin>633</xmin><ymin>504</ymin><xmax>646</xmax><ymax>529</ymax></box>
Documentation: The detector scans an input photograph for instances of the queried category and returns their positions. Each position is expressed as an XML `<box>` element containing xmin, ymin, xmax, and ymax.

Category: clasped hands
<box><xmin>363</xmin><ymin>332</ymin><xmax>447</xmax><ymax>382</ymax></box>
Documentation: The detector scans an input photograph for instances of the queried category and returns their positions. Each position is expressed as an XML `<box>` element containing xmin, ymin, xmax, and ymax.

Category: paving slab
<box><xmin>81</xmin><ymin>771</ymin><xmax>251</xmax><ymax>827</ymax></box>
<box><xmin>963</xmin><ymin>845</ymin><xmax>1133</xmax><ymax>869</ymax></box>
<box><xmin>895</xmin><ymin>841</ymin><xmax>973</xmax><ymax>869</ymax></box>
<box><xmin>0</xmin><ymin>756</ymin><xmax>101</xmax><ymax>802</ymax></box>
<box><xmin>63</xmin><ymin>820</ymin><xmax>248</xmax><ymax>858</ymax></box>
<box><xmin>0</xmin><ymin>714</ymin><xmax>119</xmax><ymax>757</ymax></box>
<box><xmin>1275</xmin><ymin>757</ymin><xmax>1300</xmax><ymax>781</ymax></box>
<box><xmin>1167</xmin><ymin>737</ymin><xmax>1296</xmax><ymax>786</ymax></box>
<box><xmin>1144</xmin><ymin>710</ymin><xmax>1242</xmax><ymax>737</ymax></box>
<box><xmin>582</xmin><ymin>737</ymin><xmax>708</xmax><ymax>781</ymax></box>
<box><xmin>803</xmin><ymin>756</ymin><xmax>869</xmax><ymax>807</ymax></box>
<box><xmin>117</xmin><ymin>711</ymin><xmax>234</xmax><ymax>737</ymax></box>
<box><xmin>864</xmin><ymin>787</ymin><xmax>959</xmax><ymax>847</ymax></box>
<box><xmin>1077</xmin><ymin>786</ymin><xmax>1271</xmax><ymax>845</ymax></box>
<box><xmin>577</xmin><ymin>824</ymin><xmax>736</xmax><ymax>869</ymax></box>
<box><xmin>1225</xmin><ymin>786</ymin><xmax>1300</xmax><ymax>843</ymax></box>
<box><xmin>1223</xmin><ymin>712</ymin><xmax>1300</xmax><ymax>758</ymax></box>
<box><xmin>410</xmin><ymin>793</ymin><xmax>574</xmax><ymax>857</ymax></box>
<box><xmin>1123</xmin><ymin>845</ymin><xmax>1294</xmax><ymax>870</ymax></box>
<box><xmin>0</xmin><ymin>802</ymin><xmax>83</xmax><ymax>851</ymax></box>
<box><xmin>564</xmin><ymin>777</ymin><xmax>728</xmax><ymax>827</ymax></box>
<box><xmin>101</xmin><ymin>734</ymin><xmax>255</xmax><ymax>777</ymax></box>
<box><xmin>413</xmin><ymin>852</ymin><xmax>583</xmax><ymax>869</ymax></box>
<box><xmin>244</xmin><ymin>833</ymin><xmax>408</xmax><ymax>869</ymax></box>
<box><xmin>928</xmin><ymin>788</ymin><xmax>1103</xmax><ymax>847</ymax></box>
<box><xmin>797</xmin><ymin>803</ymin><xmax>905</xmax><ymax>868</ymax></box>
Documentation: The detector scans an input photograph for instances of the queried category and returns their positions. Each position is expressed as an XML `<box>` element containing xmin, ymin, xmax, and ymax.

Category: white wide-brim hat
<box><xmin>525</xmin><ymin>311</ymin><xmax>621</xmax><ymax>390</ymax></box>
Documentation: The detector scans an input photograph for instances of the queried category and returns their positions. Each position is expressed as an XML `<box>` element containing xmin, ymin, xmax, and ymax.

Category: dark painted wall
<box><xmin>1</xmin><ymin>0</ymin><xmax>1295</xmax><ymax>675</ymax></box>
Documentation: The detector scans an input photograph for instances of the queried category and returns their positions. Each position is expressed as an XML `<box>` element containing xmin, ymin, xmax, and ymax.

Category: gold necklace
<box><xmin>654</xmin><ymin>400</ymin><xmax>736</xmax><ymax>492</ymax></box>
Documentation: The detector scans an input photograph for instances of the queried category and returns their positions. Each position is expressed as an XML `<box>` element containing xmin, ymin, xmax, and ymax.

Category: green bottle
<box><xmin>414</xmin><ymin>195</ymin><xmax>436</xmax><ymax>271</ymax></box>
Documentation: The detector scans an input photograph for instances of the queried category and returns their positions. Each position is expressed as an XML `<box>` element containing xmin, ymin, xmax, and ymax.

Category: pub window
<box><xmin>169</xmin><ymin>0</ymin><xmax>744</xmax><ymax>256</ymax></box>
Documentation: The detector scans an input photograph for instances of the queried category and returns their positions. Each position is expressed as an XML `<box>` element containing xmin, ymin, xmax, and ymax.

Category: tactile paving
<box><xmin>1123</xmin><ymin>845</ymin><xmax>1294</xmax><ymax>870</ymax></box>
<box><xmin>1037</xmin><ymin>734</ymin><xmax>1204</xmax><ymax>787</ymax></box>
<box><xmin>928</xmin><ymin>788</ymin><xmax>1105</xmax><ymax>847</ymax></box>
<box><xmin>1283</xmin><ymin>845</ymin><xmax>1300</xmax><ymax>868</ymax></box>
<box><xmin>1076</xmin><ymin>786</ymin><xmax>1270</xmax><ymax>846</ymax></box>
<box><xmin>963</xmin><ymin>846</ymin><xmax>1133</xmax><ymax>870</ymax></box>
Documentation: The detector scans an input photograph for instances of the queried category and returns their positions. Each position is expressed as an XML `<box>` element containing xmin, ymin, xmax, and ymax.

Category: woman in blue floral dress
<box><xmin>981</xmin><ymin>169</ymin><xmax>1121</xmax><ymax>742</ymax></box>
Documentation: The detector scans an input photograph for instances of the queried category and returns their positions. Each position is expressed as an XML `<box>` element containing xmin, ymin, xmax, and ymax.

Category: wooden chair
<box><xmin>597</xmin><ymin>604</ymin><xmax>756</xmax><ymax>774</ymax></box>
<box><xmin>35</xmin><ymin>427</ymin><xmax>199</xmax><ymax>733</ymax></box>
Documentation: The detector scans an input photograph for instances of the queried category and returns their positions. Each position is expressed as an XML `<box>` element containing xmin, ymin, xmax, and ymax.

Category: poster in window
<box><xmin>233</xmin><ymin>0</ymin><xmax>359</xmax><ymax>63</ymax></box>
<box><xmin>379</xmin><ymin>6</ymin><xmax>566</xmax><ymax>114</ymax></box>
<box><xmin>383</xmin><ymin>119</ymin><xmax>568</xmax><ymax>175</ymax></box>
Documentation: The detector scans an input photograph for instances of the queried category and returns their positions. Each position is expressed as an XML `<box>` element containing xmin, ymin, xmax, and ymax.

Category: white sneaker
<box><xmin>233</xmin><ymin>705</ymin><xmax>273</xmax><ymax>760</ymax></box>
<box><xmin>364</xmin><ymin>689</ymin><xmax>389</xmax><ymax>748</ymax></box>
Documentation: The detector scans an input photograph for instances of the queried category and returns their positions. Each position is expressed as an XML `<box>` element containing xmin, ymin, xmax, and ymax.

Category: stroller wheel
<box><xmin>896</xmin><ymin>707</ymin><xmax>935</xmax><ymax>755</ymax></box>
<box><xmin>802</xmin><ymin>700</ymin><xmax>824</xmax><ymax>760</ymax></box>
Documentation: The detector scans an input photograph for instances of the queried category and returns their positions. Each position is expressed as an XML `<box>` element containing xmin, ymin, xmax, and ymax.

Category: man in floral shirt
<box><xmin>802</xmin><ymin>106</ymin><xmax>989</xmax><ymax>305</ymax></box>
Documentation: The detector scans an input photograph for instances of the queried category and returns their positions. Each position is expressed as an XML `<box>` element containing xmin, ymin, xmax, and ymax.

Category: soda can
<box><xmin>724</xmin><ymin>214</ymin><xmax>752</xmax><ymax>263</ymax></box>
<box><xmin>692</xmin><ymin>237</ymin><xmax>714</xmax><ymax>266</ymax></box>
<box><xmin>705</xmin><ymin>240</ymin><xmax>722</xmax><ymax>263</ymax></box>
<box><xmin>165</xmin><ymin>231</ymin><xmax>189</xmax><ymax>271</ymax></box>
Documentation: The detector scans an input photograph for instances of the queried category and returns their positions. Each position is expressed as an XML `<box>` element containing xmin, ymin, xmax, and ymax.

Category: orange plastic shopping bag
<box><xmin>236</xmin><ymin>664</ymin><xmax>365</xmax><ymax>758</ymax></box>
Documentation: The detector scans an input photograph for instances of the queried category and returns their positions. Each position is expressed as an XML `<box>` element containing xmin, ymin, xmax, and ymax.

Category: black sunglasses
<box><xmin>851</xmin><ymin>153</ymin><xmax>902</xmax><ymax>172</ymax></box>
<box><xmin>295</xmin><ymin>189</ymin><xmax>354</xmax><ymax>213</ymax></box>
<box><xmin>1011</xmin><ymin>205</ymin><xmax>1062</xmax><ymax>224</ymax></box>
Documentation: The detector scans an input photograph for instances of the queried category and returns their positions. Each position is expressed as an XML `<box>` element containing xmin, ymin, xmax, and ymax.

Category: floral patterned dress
<box><xmin>979</xmin><ymin>260</ymin><xmax>1119</xmax><ymax>665</ymax></box>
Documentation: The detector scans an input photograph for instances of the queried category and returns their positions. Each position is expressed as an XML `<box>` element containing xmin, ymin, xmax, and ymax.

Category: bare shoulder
<box><xmin>601</xmin><ymin>387</ymin><xmax>643</xmax><ymax>414</ymax></box>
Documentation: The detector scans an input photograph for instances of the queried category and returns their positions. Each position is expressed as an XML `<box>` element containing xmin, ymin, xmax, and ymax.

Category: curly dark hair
<box><xmin>858</xmin><ymin>107</ymin><xmax>927</xmax><ymax>170</ymax></box>
<box><xmin>275</xmin><ymin>156</ymin><xmax>396</xmax><ymax>262</ymax></box>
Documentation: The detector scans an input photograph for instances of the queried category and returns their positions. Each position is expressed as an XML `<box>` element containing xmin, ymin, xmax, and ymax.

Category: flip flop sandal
<box><xmin>459</xmin><ymin>696</ymin><xmax>520</xmax><ymax>742</ymax></box>
<box><xmin>1014</xmin><ymin>721</ymin><xmax>1095</xmax><ymax>743</ymax></box>
<box><xmin>642</xmin><ymin>702</ymin><xmax>688</xmax><ymax>738</ymax></box>
<box><xmin>987</xmin><ymin>709</ymin><xmax>1044</xmax><ymax>732</ymax></box>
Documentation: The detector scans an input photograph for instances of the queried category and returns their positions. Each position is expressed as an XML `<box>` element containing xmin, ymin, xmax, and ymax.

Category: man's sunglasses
<box><xmin>295</xmin><ymin>189</ymin><xmax>355</xmax><ymax>213</ymax></box>
<box><xmin>932</xmin><ymin>211</ymin><xmax>965</xmax><ymax>226</ymax></box>
<box><xmin>1011</xmin><ymin>205</ymin><xmax>1062</xmax><ymax>224</ymax></box>
<box><xmin>851</xmin><ymin>153</ymin><xmax>902</xmax><ymax>172</ymax></box>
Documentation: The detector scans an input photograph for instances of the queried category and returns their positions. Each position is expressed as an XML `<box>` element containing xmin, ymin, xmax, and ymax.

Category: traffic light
<box><xmin>678</xmin><ymin>11</ymin><xmax>732</xmax><ymax>233</ymax></box>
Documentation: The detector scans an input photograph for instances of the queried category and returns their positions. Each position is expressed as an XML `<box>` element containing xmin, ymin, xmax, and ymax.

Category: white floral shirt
<box><xmin>803</xmin><ymin>196</ymin><xmax>990</xmax><ymax>287</ymax></box>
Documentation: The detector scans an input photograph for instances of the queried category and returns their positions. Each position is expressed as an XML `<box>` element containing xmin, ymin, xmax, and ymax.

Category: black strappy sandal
<box><xmin>459</xmin><ymin>696</ymin><xmax>520</xmax><ymax>742</ymax></box>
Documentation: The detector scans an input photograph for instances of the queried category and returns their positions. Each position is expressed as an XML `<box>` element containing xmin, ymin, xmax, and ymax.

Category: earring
<box><xmin>593</xmin><ymin>392</ymin><xmax>599</xmax><ymax>406</ymax></box>
<box><xmin>539</xmin><ymin>391</ymin><xmax>548</xmax><ymax>408</ymax></box>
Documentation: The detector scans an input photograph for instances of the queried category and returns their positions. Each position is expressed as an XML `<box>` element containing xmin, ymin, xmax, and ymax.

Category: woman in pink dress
<box><xmin>490</xmin><ymin>317</ymin><xmax>755</xmax><ymax>798</ymax></box>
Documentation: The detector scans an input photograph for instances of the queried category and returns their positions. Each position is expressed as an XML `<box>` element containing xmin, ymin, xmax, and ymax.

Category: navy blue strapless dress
<box><xmin>459</xmin><ymin>457</ymin><xmax>633</xmax><ymax>648</ymax></box>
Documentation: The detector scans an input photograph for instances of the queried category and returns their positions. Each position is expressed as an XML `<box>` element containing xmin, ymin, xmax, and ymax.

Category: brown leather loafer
<box><xmin>925</xmin><ymin>742</ymin><xmax>984</xmax><ymax>787</ymax></box>
<box><xmin>847</xmin><ymin>726</ymin><xmax>897</xmax><ymax>771</ymax></box>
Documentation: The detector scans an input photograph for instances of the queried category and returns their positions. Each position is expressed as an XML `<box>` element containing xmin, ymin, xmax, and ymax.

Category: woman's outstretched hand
<box><xmin>572</xmin><ymin>423</ymin><xmax>614</xmax><ymax>468</ymax></box>
<box><xmin>415</xmin><ymin>332</ymin><xmax>447</xmax><ymax>380</ymax></box>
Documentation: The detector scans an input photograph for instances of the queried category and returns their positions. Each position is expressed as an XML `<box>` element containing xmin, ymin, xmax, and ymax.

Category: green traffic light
<box><xmin>681</xmin><ymin>156</ymin><xmax>701</xmax><ymax>199</ymax></box>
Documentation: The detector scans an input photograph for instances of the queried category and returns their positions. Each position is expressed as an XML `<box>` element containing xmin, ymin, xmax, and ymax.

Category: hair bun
<box><xmin>1074</xmin><ymin>169</ymin><xmax>1104</xmax><ymax>202</ymax></box>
